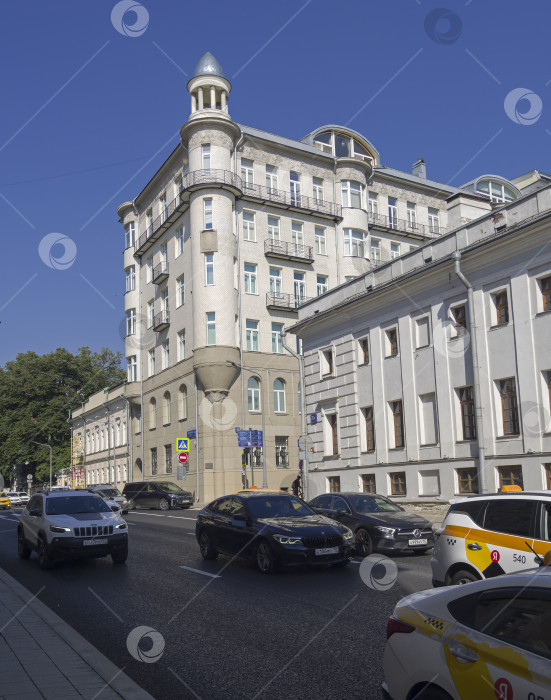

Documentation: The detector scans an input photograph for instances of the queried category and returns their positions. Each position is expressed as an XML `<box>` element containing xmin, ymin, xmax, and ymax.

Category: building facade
<box><xmin>292</xmin><ymin>186</ymin><xmax>551</xmax><ymax>503</ymax></box>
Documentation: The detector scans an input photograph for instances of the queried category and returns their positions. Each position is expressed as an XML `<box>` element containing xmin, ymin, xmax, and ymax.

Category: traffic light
<box><xmin>241</xmin><ymin>452</ymin><xmax>248</xmax><ymax>467</ymax></box>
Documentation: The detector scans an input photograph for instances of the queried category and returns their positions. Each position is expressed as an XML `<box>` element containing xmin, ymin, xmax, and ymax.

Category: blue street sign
<box><xmin>310</xmin><ymin>413</ymin><xmax>318</xmax><ymax>424</ymax></box>
<box><xmin>187</xmin><ymin>429</ymin><xmax>197</xmax><ymax>439</ymax></box>
<box><xmin>235</xmin><ymin>427</ymin><xmax>241</xmax><ymax>433</ymax></box>
<box><xmin>237</xmin><ymin>430</ymin><xmax>251</xmax><ymax>447</ymax></box>
<box><xmin>250</xmin><ymin>430</ymin><xmax>263</xmax><ymax>447</ymax></box>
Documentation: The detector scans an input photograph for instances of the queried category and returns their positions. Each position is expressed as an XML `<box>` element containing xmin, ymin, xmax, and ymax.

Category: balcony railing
<box><xmin>241</xmin><ymin>181</ymin><xmax>342</xmax><ymax>219</ymax></box>
<box><xmin>152</xmin><ymin>261</ymin><xmax>169</xmax><ymax>284</ymax></box>
<box><xmin>266</xmin><ymin>293</ymin><xmax>311</xmax><ymax>311</ymax></box>
<box><xmin>264</xmin><ymin>239</ymin><xmax>314</xmax><ymax>263</ymax></box>
<box><xmin>367</xmin><ymin>212</ymin><xmax>444</xmax><ymax>238</ymax></box>
<box><xmin>184</xmin><ymin>168</ymin><xmax>241</xmax><ymax>192</ymax></box>
<box><xmin>153</xmin><ymin>310</ymin><xmax>170</xmax><ymax>332</ymax></box>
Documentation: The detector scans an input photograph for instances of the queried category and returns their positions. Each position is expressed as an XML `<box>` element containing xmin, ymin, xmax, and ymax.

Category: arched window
<box><xmin>248</xmin><ymin>377</ymin><xmax>261</xmax><ymax>412</ymax></box>
<box><xmin>179</xmin><ymin>384</ymin><xmax>188</xmax><ymax>420</ymax></box>
<box><xmin>163</xmin><ymin>392</ymin><xmax>171</xmax><ymax>425</ymax></box>
<box><xmin>273</xmin><ymin>378</ymin><xmax>286</xmax><ymax>413</ymax></box>
<box><xmin>149</xmin><ymin>398</ymin><xmax>156</xmax><ymax>429</ymax></box>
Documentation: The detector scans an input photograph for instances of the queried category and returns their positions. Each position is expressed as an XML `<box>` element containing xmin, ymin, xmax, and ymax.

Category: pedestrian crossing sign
<box><xmin>176</xmin><ymin>438</ymin><xmax>189</xmax><ymax>452</ymax></box>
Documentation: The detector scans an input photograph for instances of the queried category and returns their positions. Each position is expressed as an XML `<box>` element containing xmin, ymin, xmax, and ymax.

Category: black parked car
<box><xmin>122</xmin><ymin>481</ymin><xmax>194</xmax><ymax>510</ymax></box>
<box><xmin>196</xmin><ymin>491</ymin><xmax>355</xmax><ymax>574</ymax></box>
<box><xmin>308</xmin><ymin>492</ymin><xmax>434</xmax><ymax>556</ymax></box>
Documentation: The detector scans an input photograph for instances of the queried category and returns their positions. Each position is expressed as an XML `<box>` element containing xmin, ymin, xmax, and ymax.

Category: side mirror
<box><xmin>336</xmin><ymin>508</ymin><xmax>349</xmax><ymax>515</ymax></box>
<box><xmin>233</xmin><ymin>513</ymin><xmax>247</xmax><ymax>522</ymax></box>
<box><xmin>111</xmin><ymin>505</ymin><xmax>120</xmax><ymax>512</ymax></box>
<box><xmin>29</xmin><ymin>509</ymin><xmax>42</xmax><ymax>517</ymax></box>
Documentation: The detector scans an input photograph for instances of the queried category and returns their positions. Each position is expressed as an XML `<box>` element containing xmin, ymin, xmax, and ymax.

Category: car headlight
<box><xmin>116</xmin><ymin>522</ymin><xmax>127</xmax><ymax>529</ymax></box>
<box><xmin>273</xmin><ymin>534</ymin><xmax>302</xmax><ymax>545</ymax></box>
<box><xmin>342</xmin><ymin>528</ymin><xmax>354</xmax><ymax>540</ymax></box>
<box><xmin>376</xmin><ymin>526</ymin><xmax>396</xmax><ymax>537</ymax></box>
<box><xmin>50</xmin><ymin>525</ymin><xmax>71</xmax><ymax>533</ymax></box>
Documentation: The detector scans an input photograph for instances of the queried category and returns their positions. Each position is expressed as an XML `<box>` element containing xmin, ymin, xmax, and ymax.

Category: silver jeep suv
<box><xmin>18</xmin><ymin>490</ymin><xmax>128</xmax><ymax>569</ymax></box>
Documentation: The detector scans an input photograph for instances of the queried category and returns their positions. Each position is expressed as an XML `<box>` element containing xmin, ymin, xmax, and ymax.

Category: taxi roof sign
<box><xmin>176</xmin><ymin>438</ymin><xmax>189</xmax><ymax>452</ymax></box>
<box><xmin>501</xmin><ymin>484</ymin><xmax>522</xmax><ymax>492</ymax></box>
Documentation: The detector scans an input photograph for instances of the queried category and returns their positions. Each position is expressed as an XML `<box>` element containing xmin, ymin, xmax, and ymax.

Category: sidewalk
<box><xmin>0</xmin><ymin>567</ymin><xmax>153</xmax><ymax>700</ymax></box>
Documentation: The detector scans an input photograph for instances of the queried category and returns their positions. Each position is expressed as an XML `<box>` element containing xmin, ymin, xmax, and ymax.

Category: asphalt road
<box><xmin>0</xmin><ymin>507</ymin><xmax>433</xmax><ymax>700</ymax></box>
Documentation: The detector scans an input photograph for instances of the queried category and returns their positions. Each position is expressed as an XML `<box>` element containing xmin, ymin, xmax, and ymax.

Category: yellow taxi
<box><xmin>0</xmin><ymin>493</ymin><xmax>11</xmax><ymax>509</ymax></box>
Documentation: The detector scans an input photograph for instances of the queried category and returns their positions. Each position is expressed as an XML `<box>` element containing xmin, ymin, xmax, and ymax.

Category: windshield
<box><xmin>19</xmin><ymin>493</ymin><xmax>28</xmax><ymax>497</ymax></box>
<box><xmin>96</xmin><ymin>489</ymin><xmax>121</xmax><ymax>498</ymax></box>
<box><xmin>45</xmin><ymin>496</ymin><xmax>111</xmax><ymax>515</ymax></box>
<box><xmin>8</xmin><ymin>493</ymin><xmax>18</xmax><ymax>497</ymax></box>
<box><xmin>247</xmin><ymin>496</ymin><xmax>314</xmax><ymax>519</ymax></box>
<box><xmin>348</xmin><ymin>495</ymin><xmax>403</xmax><ymax>514</ymax></box>
<box><xmin>157</xmin><ymin>482</ymin><xmax>185</xmax><ymax>493</ymax></box>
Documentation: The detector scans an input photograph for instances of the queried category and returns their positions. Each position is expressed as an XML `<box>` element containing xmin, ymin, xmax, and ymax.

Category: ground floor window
<box><xmin>151</xmin><ymin>448</ymin><xmax>158</xmax><ymax>476</ymax></box>
<box><xmin>328</xmin><ymin>476</ymin><xmax>340</xmax><ymax>493</ymax></box>
<box><xmin>390</xmin><ymin>471</ymin><xmax>406</xmax><ymax>496</ymax></box>
<box><xmin>546</xmin><ymin>464</ymin><xmax>551</xmax><ymax>490</ymax></box>
<box><xmin>361</xmin><ymin>474</ymin><xmax>376</xmax><ymax>493</ymax></box>
<box><xmin>275</xmin><ymin>436</ymin><xmax>289</xmax><ymax>468</ymax></box>
<box><xmin>457</xmin><ymin>467</ymin><xmax>479</xmax><ymax>494</ymax></box>
<box><xmin>498</xmin><ymin>465</ymin><xmax>523</xmax><ymax>490</ymax></box>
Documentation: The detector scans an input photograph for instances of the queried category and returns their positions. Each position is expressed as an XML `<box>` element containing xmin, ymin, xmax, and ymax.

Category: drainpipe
<box><xmin>233</xmin><ymin>128</ymin><xmax>246</xmax><ymax>433</ymax></box>
<box><xmin>452</xmin><ymin>251</ymin><xmax>486</xmax><ymax>493</ymax></box>
<box><xmin>333</xmin><ymin>158</ymin><xmax>341</xmax><ymax>286</ymax></box>
<box><xmin>281</xmin><ymin>330</ymin><xmax>308</xmax><ymax>500</ymax></box>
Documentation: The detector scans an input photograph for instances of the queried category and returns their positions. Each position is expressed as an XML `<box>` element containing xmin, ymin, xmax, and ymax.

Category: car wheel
<box><xmin>198</xmin><ymin>531</ymin><xmax>218</xmax><ymax>560</ymax></box>
<box><xmin>17</xmin><ymin>528</ymin><xmax>31</xmax><ymax>559</ymax></box>
<box><xmin>355</xmin><ymin>529</ymin><xmax>372</xmax><ymax>557</ymax></box>
<box><xmin>256</xmin><ymin>540</ymin><xmax>277</xmax><ymax>574</ymax></box>
<box><xmin>331</xmin><ymin>559</ymin><xmax>350</xmax><ymax>568</ymax></box>
<box><xmin>450</xmin><ymin>569</ymin><xmax>480</xmax><ymax>586</ymax></box>
<box><xmin>38</xmin><ymin>538</ymin><xmax>54</xmax><ymax>570</ymax></box>
<box><xmin>111</xmin><ymin>549</ymin><xmax>128</xmax><ymax>564</ymax></box>
<box><xmin>158</xmin><ymin>498</ymin><xmax>170</xmax><ymax>511</ymax></box>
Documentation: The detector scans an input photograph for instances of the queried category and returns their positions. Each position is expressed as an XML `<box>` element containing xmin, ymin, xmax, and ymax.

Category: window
<box><xmin>206</xmin><ymin>313</ymin><xmax>216</xmax><ymax>345</ymax></box>
<box><xmin>270</xmin><ymin>267</ymin><xmax>282</xmax><ymax>297</ymax></box>
<box><xmin>475</xmin><ymin>179</ymin><xmax>517</xmax><ymax>203</ymax></box>
<box><xmin>176</xmin><ymin>275</ymin><xmax>185</xmax><ymax>307</ymax></box>
<box><xmin>428</xmin><ymin>207</ymin><xmax>440</xmax><ymax>233</ymax></box>
<box><xmin>290</xmin><ymin>171</ymin><xmax>301</xmax><ymax>206</ymax></box>
<box><xmin>161</xmin><ymin>340</ymin><xmax>169</xmax><ymax>370</ymax></box>
<box><xmin>370</xmin><ymin>239</ymin><xmax>381</xmax><ymax>263</ymax></box>
<box><xmin>246</xmin><ymin>319</ymin><xmax>259</xmax><ymax>351</ymax></box>
<box><xmin>390</xmin><ymin>472</ymin><xmax>406</xmax><ymax>496</ymax></box>
<box><xmin>275</xmin><ymin>436</ymin><xmax>288</xmax><ymax>468</ymax></box>
<box><xmin>148</xmin><ymin>348</ymin><xmax>155</xmax><ymax>377</ymax></box>
<box><xmin>359</xmin><ymin>337</ymin><xmax>369</xmax><ymax>364</ymax></box>
<box><xmin>497</xmin><ymin>378</ymin><xmax>520</xmax><ymax>435</ymax></box>
<box><xmin>244</xmin><ymin>263</ymin><xmax>257</xmax><ymax>294</ymax></box>
<box><xmin>159</xmin><ymin>193</ymin><xmax>167</xmax><ymax>223</ymax></box>
<box><xmin>126</xmin><ymin>309</ymin><xmax>136</xmax><ymax>336</ymax></box>
<box><xmin>202</xmin><ymin>144</ymin><xmax>211</xmax><ymax>170</ymax></box>
<box><xmin>313</xmin><ymin>177</ymin><xmax>323</xmax><ymax>203</ymax></box>
<box><xmin>386</xmin><ymin>328</ymin><xmax>398</xmax><ymax>357</ymax></box>
<box><xmin>341</xmin><ymin>181</ymin><xmax>363</xmax><ymax>208</ymax></box>
<box><xmin>388</xmin><ymin>197</ymin><xmax>397</xmax><ymax>228</ymax></box>
<box><xmin>241</xmin><ymin>158</ymin><xmax>254</xmax><ymax>186</ymax></box>
<box><xmin>294</xmin><ymin>271</ymin><xmax>306</xmax><ymax>302</ymax></box>
<box><xmin>317</xmin><ymin>275</ymin><xmax>328</xmax><ymax>296</ymax></box>
<box><xmin>493</xmin><ymin>290</ymin><xmax>509</xmax><ymax>325</ymax></box>
<box><xmin>147</xmin><ymin>300</ymin><xmax>154</xmax><ymax>328</ymax></box>
<box><xmin>175</xmin><ymin>227</ymin><xmax>184</xmax><ymax>257</ymax></box>
<box><xmin>266</xmin><ymin>165</ymin><xmax>278</xmax><ymax>193</ymax></box>
<box><xmin>362</xmin><ymin>407</ymin><xmax>375</xmax><ymax>451</ymax></box>
<box><xmin>146</xmin><ymin>209</ymin><xmax>153</xmax><ymax>233</ymax></box>
<box><xmin>127</xmin><ymin>356</ymin><xmax>137</xmax><ymax>382</ymax></box>
<box><xmin>163</xmin><ymin>392</ymin><xmax>171</xmax><ymax>424</ymax></box>
<box><xmin>179</xmin><ymin>385</ymin><xmax>188</xmax><ymax>420</ymax></box>
<box><xmin>273</xmin><ymin>379</ymin><xmax>286</xmax><ymax>412</ymax></box>
<box><xmin>328</xmin><ymin>476</ymin><xmax>341</xmax><ymax>493</ymax></box>
<box><xmin>497</xmin><ymin>466</ymin><xmax>525</xmax><ymax>492</ymax></box>
<box><xmin>124</xmin><ymin>222</ymin><xmax>135</xmax><ymax>249</ymax></box>
<box><xmin>545</xmin><ymin>464</ymin><xmax>551</xmax><ymax>490</ymax></box>
<box><xmin>416</xmin><ymin>317</ymin><xmax>430</xmax><ymax>348</ymax></box>
<box><xmin>177</xmin><ymin>330</ymin><xmax>186</xmax><ymax>362</ymax></box>
<box><xmin>248</xmin><ymin>377</ymin><xmax>260</xmax><ymax>411</ymax></box>
<box><xmin>344</xmin><ymin>229</ymin><xmax>365</xmax><ymax>257</ymax></box>
<box><xmin>390</xmin><ymin>400</ymin><xmax>404</xmax><ymax>448</ymax></box>
<box><xmin>125</xmin><ymin>266</ymin><xmax>136</xmax><ymax>292</ymax></box>
<box><xmin>324</xmin><ymin>413</ymin><xmax>339</xmax><ymax>455</ymax></box>
<box><xmin>175</xmin><ymin>174</ymin><xmax>183</xmax><ymax>197</ymax></box>
<box><xmin>146</xmin><ymin>256</ymin><xmax>153</xmax><ymax>283</ymax></box>
<box><xmin>151</xmin><ymin>448</ymin><xmax>157</xmax><ymax>475</ymax></box>
<box><xmin>368</xmin><ymin>192</ymin><xmax>378</xmax><ymax>216</ymax></box>
<box><xmin>419</xmin><ymin>393</ymin><xmax>438</xmax><ymax>445</ymax></box>
<box><xmin>390</xmin><ymin>242</ymin><xmax>400</xmax><ymax>259</ymax></box>
<box><xmin>267</xmin><ymin>216</ymin><xmax>280</xmax><ymax>242</ymax></box>
<box><xmin>314</xmin><ymin>226</ymin><xmax>326</xmax><ymax>255</ymax></box>
<box><xmin>204</xmin><ymin>198</ymin><xmax>213</xmax><ymax>230</ymax></box>
<box><xmin>272</xmin><ymin>323</ymin><xmax>284</xmax><ymax>354</ymax></box>
<box><xmin>165</xmin><ymin>445</ymin><xmax>172</xmax><ymax>474</ymax></box>
<box><xmin>362</xmin><ymin>474</ymin><xmax>376</xmax><ymax>493</ymax></box>
<box><xmin>205</xmin><ymin>253</ymin><xmax>214</xmax><ymax>285</ymax></box>
<box><xmin>540</xmin><ymin>275</ymin><xmax>551</xmax><ymax>311</ymax></box>
<box><xmin>320</xmin><ymin>348</ymin><xmax>334</xmax><ymax>377</ymax></box>
<box><xmin>457</xmin><ymin>468</ymin><xmax>478</xmax><ymax>494</ymax></box>
<box><xmin>457</xmin><ymin>386</ymin><xmax>476</xmax><ymax>440</ymax></box>
<box><xmin>485</xmin><ymin>495</ymin><xmax>531</xmax><ymax>535</ymax></box>
<box><xmin>242</xmin><ymin>211</ymin><xmax>256</xmax><ymax>241</ymax></box>
<box><xmin>161</xmin><ymin>288</ymin><xmax>169</xmax><ymax>315</ymax></box>
<box><xmin>407</xmin><ymin>202</ymin><xmax>416</xmax><ymax>229</ymax></box>
<box><xmin>291</xmin><ymin>221</ymin><xmax>303</xmax><ymax>247</ymax></box>
<box><xmin>451</xmin><ymin>304</ymin><xmax>467</xmax><ymax>334</ymax></box>
<box><xmin>149</xmin><ymin>398</ymin><xmax>157</xmax><ymax>429</ymax></box>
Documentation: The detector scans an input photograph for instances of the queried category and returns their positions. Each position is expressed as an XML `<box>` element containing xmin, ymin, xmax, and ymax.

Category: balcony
<box><xmin>152</xmin><ymin>261</ymin><xmax>169</xmax><ymax>284</ymax></box>
<box><xmin>153</xmin><ymin>310</ymin><xmax>170</xmax><ymax>332</ymax></box>
<box><xmin>264</xmin><ymin>239</ymin><xmax>314</xmax><ymax>263</ymax></box>
<box><xmin>241</xmin><ymin>182</ymin><xmax>342</xmax><ymax>220</ymax></box>
<box><xmin>266</xmin><ymin>293</ymin><xmax>311</xmax><ymax>312</ymax></box>
<box><xmin>367</xmin><ymin>212</ymin><xmax>444</xmax><ymax>239</ymax></box>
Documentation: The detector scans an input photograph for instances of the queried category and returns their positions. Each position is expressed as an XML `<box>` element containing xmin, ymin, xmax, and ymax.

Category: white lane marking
<box><xmin>186</xmin><ymin>532</ymin><xmax>195</xmax><ymax>535</ymax></box>
<box><xmin>0</xmin><ymin>515</ymin><xmax>20</xmax><ymax>521</ymax></box>
<box><xmin>128</xmin><ymin>512</ymin><xmax>166</xmax><ymax>517</ymax></box>
<box><xmin>178</xmin><ymin>565</ymin><xmax>221</xmax><ymax>579</ymax></box>
<box><xmin>166</xmin><ymin>516</ymin><xmax>196</xmax><ymax>520</ymax></box>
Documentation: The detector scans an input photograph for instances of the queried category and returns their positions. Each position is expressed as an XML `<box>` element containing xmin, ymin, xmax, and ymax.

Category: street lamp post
<box><xmin>31</xmin><ymin>441</ymin><xmax>52</xmax><ymax>489</ymax></box>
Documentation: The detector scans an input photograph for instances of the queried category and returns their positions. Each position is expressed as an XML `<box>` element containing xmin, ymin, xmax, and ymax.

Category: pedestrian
<box><xmin>291</xmin><ymin>474</ymin><xmax>301</xmax><ymax>497</ymax></box>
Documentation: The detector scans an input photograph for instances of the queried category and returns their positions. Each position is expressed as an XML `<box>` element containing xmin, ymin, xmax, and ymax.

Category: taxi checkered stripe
<box><xmin>423</xmin><ymin>616</ymin><xmax>446</xmax><ymax>632</ymax></box>
<box><xmin>446</xmin><ymin>538</ymin><xmax>457</xmax><ymax>545</ymax></box>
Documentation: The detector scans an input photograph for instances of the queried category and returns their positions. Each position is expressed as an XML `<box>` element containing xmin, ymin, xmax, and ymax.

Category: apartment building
<box><xmin>292</xmin><ymin>186</ymin><xmax>551</xmax><ymax>502</ymax></box>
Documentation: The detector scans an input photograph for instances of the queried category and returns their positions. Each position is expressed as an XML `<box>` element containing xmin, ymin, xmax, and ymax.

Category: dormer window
<box><xmin>475</xmin><ymin>180</ymin><xmax>517</xmax><ymax>204</ymax></box>
<box><xmin>312</xmin><ymin>130</ymin><xmax>374</xmax><ymax>163</ymax></box>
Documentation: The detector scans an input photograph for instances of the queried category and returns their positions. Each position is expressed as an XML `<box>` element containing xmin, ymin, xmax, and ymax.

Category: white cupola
<box><xmin>187</xmin><ymin>52</ymin><xmax>232</xmax><ymax>122</ymax></box>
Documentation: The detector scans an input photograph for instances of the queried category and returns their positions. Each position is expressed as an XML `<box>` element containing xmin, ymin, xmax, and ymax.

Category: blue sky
<box><xmin>1</xmin><ymin>0</ymin><xmax>550</xmax><ymax>366</ymax></box>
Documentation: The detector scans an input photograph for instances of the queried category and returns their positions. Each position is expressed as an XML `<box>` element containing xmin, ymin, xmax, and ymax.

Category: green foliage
<box><xmin>0</xmin><ymin>347</ymin><xmax>126</xmax><ymax>485</ymax></box>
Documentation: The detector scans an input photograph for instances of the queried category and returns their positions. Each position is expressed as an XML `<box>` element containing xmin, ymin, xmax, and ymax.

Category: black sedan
<box><xmin>196</xmin><ymin>491</ymin><xmax>355</xmax><ymax>574</ymax></box>
<box><xmin>308</xmin><ymin>492</ymin><xmax>434</xmax><ymax>557</ymax></box>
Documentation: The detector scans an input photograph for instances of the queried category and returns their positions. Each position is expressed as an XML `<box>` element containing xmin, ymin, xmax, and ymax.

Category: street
<box><xmin>0</xmin><ymin>507</ymin><xmax>433</xmax><ymax>700</ymax></box>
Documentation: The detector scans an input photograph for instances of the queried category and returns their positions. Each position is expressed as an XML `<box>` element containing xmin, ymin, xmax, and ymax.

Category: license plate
<box><xmin>408</xmin><ymin>538</ymin><xmax>428</xmax><ymax>546</ymax></box>
<box><xmin>315</xmin><ymin>546</ymin><xmax>339</xmax><ymax>555</ymax></box>
<box><xmin>83</xmin><ymin>538</ymin><xmax>108</xmax><ymax>546</ymax></box>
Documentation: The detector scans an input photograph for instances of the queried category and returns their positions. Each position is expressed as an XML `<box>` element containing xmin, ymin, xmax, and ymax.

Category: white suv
<box><xmin>18</xmin><ymin>490</ymin><xmax>128</xmax><ymax>569</ymax></box>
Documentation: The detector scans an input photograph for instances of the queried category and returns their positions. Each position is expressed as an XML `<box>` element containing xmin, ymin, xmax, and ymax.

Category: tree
<box><xmin>0</xmin><ymin>347</ymin><xmax>126</xmax><ymax>484</ymax></box>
